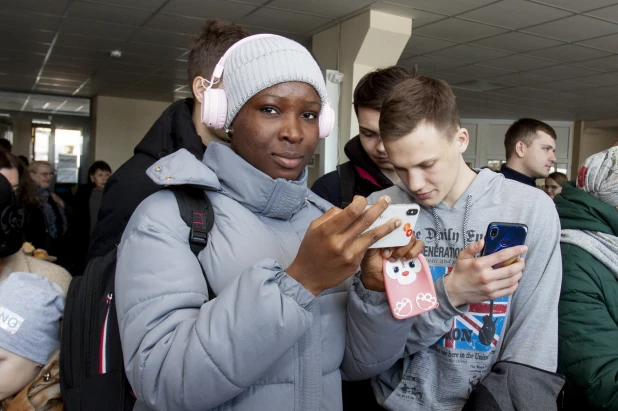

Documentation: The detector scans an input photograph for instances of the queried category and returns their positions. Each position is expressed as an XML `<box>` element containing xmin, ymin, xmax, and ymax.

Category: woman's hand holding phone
<box><xmin>287</xmin><ymin>196</ymin><xmax>402</xmax><ymax>296</ymax></box>
<box><xmin>443</xmin><ymin>240</ymin><xmax>527</xmax><ymax>307</ymax></box>
<box><xmin>360</xmin><ymin>236</ymin><xmax>425</xmax><ymax>292</ymax></box>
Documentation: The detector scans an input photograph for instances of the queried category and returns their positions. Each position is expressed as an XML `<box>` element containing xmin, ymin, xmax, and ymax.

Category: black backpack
<box><xmin>59</xmin><ymin>186</ymin><xmax>215</xmax><ymax>411</ymax></box>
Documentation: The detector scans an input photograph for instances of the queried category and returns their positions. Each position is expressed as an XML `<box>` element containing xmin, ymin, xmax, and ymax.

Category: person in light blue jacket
<box><xmin>115</xmin><ymin>34</ymin><xmax>423</xmax><ymax>411</ymax></box>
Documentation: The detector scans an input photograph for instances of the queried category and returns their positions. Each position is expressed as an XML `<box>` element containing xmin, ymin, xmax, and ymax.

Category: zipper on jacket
<box><xmin>99</xmin><ymin>293</ymin><xmax>113</xmax><ymax>374</ymax></box>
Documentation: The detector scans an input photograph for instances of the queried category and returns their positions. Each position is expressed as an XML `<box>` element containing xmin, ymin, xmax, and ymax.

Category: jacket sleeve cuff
<box><xmin>351</xmin><ymin>273</ymin><xmax>388</xmax><ymax>306</ymax></box>
<box><xmin>433</xmin><ymin>276</ymin><xmax>469</xmax><ymax>320</ymax></box>
<box><xmin>266</xmin><ymin>262</ymin><xmax>315</xmax><ymax>309</ymax></box>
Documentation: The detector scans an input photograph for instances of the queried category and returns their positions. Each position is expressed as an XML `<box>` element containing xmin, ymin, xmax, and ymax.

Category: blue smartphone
<box><xmin>478</xmin><ymin>222</ymin><xmax>528</xmax><ymax>346</ymax></box>
<box><xmin>481</xmin><ymin>222</ymin><xmax>528</xmax><ymax>268</ymax></box>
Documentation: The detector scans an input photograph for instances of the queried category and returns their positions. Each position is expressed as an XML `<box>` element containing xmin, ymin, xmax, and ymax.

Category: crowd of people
<box><xmin>0</xmin><ymin>18</ymin><xmax>616</xmax><ymax>411</ymax></box>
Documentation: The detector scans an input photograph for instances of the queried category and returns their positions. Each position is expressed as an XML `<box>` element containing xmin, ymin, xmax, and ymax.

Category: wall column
<box><xmin>312</xmin><ymin>10</ymin><xmax>412</xmax><ymax>174</ymax></box>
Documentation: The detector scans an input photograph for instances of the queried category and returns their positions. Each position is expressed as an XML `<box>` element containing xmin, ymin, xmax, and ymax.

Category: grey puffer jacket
<box><xmin>115</xmin><ymin>143</ymin><xmax>356</xmax><ymax>411</ymax></box>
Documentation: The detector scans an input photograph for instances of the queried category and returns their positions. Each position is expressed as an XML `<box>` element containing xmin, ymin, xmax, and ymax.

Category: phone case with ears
<box><xmin>383</xmin><ymin>254</ymin><xmax>439</xmax><ymax>319</ymax></box>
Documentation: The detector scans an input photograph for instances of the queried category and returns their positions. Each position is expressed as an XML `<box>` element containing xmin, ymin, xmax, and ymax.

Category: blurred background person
<box><xmin>27</xmin><ymin>161</ymin><xmax>69</xmax><ymax>269</ymax></box>
<box><xmin>544</xmin><ymin>171</ymin><xmax>568</xmax><ymax>199</ymax></box>
<box><xmin>69</xmin><ymin>160</ymin><xmax>111</xmax><ymax>274</ymax></box>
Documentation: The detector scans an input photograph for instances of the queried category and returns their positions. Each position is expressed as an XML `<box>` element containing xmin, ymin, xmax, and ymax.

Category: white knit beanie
<box><xmin>221</xmin><ymin>35</ymin><xmax>328</xmax><ymax>129</ymax></box>
<box><xmin>0</xmin><ymin>272</ymin><xmax>64</xmax><ymax>365</ymax></box>
<box><xmin>577</xmin><ymin>147</ymin><xmax>618</xmax><ymax>206</ymax></box>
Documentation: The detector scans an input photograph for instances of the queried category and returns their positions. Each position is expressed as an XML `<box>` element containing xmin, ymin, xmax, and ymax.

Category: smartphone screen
<box><xmin>481</xmin><ymin>222</ymin><xmax>528</xmax><ymax>268</ymax></box>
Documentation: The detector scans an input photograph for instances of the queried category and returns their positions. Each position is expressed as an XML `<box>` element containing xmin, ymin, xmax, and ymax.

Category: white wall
<box><xmin>92</xmin><ymin>96</ymin><xmax>171</xmax><ymax>172</ymax></box>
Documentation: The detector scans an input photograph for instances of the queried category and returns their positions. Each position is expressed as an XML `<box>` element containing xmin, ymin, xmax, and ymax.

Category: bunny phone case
<box><xmin>383</xmin><ymin>253</ymin><xmax>438</xmax><ymax>319</ymax></box>
<box><xmin>362</xmin><ymin>204</ymin><xmax>420</xmax><ymax>249</ymax></box>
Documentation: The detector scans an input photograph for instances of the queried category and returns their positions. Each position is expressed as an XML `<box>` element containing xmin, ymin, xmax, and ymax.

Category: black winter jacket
<box><xmin>311</xmin><ymin>135</ymin><xmax>393</xmax><ymax>207</ymax></box>
<box><xmin>88</xmin><ymin>99</ymin><xmax>205</xmax><ymax>258</ymax></box>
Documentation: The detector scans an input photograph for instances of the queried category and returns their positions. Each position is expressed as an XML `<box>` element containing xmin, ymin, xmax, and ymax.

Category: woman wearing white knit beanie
<box><xmin>556</xmin><ymin>147</ymin><xmax>618</xmax><ymax>411</ymax></box>
<box><xmin>115</xmin><ymin>34</ymin><xmax>422</xmax><ymax>411</ymax></box>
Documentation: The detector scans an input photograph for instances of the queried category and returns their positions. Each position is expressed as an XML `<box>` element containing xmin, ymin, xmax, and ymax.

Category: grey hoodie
<box><xmin>115</xmin><ymin>143</ymin><xmax>369</xmax><ymax>411</ymax></box>
<box><xmin>347</xmin><ymin>169</ymin><xmax>563</xmax><ymax>411</ymax></box>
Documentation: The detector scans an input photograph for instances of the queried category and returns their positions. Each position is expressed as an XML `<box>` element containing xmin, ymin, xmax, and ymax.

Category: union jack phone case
<box><xmin>383</xmin><ymin>253</ymin><xmax>438</xmax><ymax>319</ymax></box>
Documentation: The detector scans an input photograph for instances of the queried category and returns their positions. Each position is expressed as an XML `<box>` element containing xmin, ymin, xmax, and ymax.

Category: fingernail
<box><xmin>382</xmin><ymin>248</ymin><xmax>391</xmax><ymax>256</ymax></box>
<box><xmin>395</xmin><ymin>219</ymin><xmax>402</xmax><ymax>227</ymax></box>
<box><xmin>383</xmin><ymin>195</ymin><xmax>392</xmax><ymax>204</ymax></box>
<box><xmin>522</xmin><ymin>246</ymin><xmax>528</xmax><ymax>252</ymax></box>
<box><xmin>388</xmin><ymin>257</ymin><xmax>396</xmax><ymax>263</ymax></box>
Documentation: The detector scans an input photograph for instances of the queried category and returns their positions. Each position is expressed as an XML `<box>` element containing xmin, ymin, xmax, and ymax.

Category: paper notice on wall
<box><xmin>56</xmin><ymin>154</ymin><xmax>78</xmax><ymax>183</ymax></box>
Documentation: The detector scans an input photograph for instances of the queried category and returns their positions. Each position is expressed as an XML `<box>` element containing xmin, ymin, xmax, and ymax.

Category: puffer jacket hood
<box><xmin>344</xmin><ymin>135</ymin><xmax>392</xmax><ymax>189</ymax></box>
<box><xmin>134</xmin><ymin>98</ymin><xmax>204</xmax><ymax>161</ymax></box>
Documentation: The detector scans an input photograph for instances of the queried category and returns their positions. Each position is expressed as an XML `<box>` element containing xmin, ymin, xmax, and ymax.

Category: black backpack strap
<box><xmin>171</xmin><ymin>186</ymin><xmax>216</xmax><ymax>299</ymax></box>
<box><xmin>337</xmin><ymin>162</ymin><xmax>356</xmax><ymax>208</ymax></box>
<box><xmin>171</xmin><ymin>186</ymin><xmax>214</xmax><ymax>255</ymax></box>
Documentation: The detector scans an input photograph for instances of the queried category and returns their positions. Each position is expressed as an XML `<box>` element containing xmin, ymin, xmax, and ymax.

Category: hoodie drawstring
<box><xmin>430</xmin><ymin>195</ymin><xmax>473</xmax><ymax>248</ymax></box>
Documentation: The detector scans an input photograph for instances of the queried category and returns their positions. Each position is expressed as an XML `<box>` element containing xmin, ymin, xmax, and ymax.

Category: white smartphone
<box><xmin>361</xmin><ymin>204</ymin><xmax>420</xmax><ymax>249</ymax></box>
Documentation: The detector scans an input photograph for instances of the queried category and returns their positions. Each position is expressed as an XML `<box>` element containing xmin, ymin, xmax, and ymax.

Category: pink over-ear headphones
<box><xmin>200</xmin><ymin>34</ymin><xmax>335</xmax><ymax>139</ymax></box>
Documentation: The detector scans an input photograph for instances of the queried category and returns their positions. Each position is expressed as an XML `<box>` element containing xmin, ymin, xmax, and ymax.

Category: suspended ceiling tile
<box><xmin>161</xmin><ymin>0</ymin><xmax>258</xmax><ymax>20</ymax></box>
<box><xmin>59</xmin><ymin>18</ymin><xmax>137</xmax><ymax>40</ymax></box>
<box><xmin>481</xmin><ymin>54</ymin><xmax>557</xmax><ymax>71</ymax></box>
<box><xmin>121</xmin><ymin>42</ymin><xmax>187</xmax><ymax>59</ymax></box>
<box><xmin>0</xmin><ymin>0</ymin><xmax>69</xmax><ymax>15</ymax></box>
<box><xmin>0</xmin><ymin>27</ymin><xmax>56</xmax><ymax>43</ymax></box>
<box><xmin>472</xmin><ymin>31</ymin><xmax>564</xmax><ymax>53</ymax></box>
<box><xmin>569</xmin><ymin>72</ymin><xmax>618</xmax><ymax>86</ymax></box>
<box><xmin>577</xmin><ymin>32</ymin><xmax>618</xmax><ymax>53</ymax></box>
<box><xmin>534</xmin><ymin>80</ymin><xmax>594</xmax><ymax>92</ymax></box>
<box><xmin>427</xmin><ymin>72</ymin><xmax>477</xmax><ymax>85</ymax></box>
<box><xmin>531</xmin><ymin>0</ymin><xmax>618</xmax><ymax>13</ymax></box>
<box><xmin>383</xmin><ymin>0</ymin><xmax>497</xmax><ymax>16</ymax></box>
<box><xmin>525</xmin><ymin>43</ymin><xmax>613</xmax><ymax>63</ymax></box>
<box><xmin>269</xmin><ymin>0</ymin><xmax>375</xmax><ymax>19</ymax></box>
<box><xmin>0</xmin><ymin>9</ymin><xmax>61</xmax><ymax>30</ymax></box>
<box><xmin>399</xmin><ymin>55</ymin><xmax>466</xmax><ymax>72</ymax></box>
<box><xmin>56</xmin><ymin>33</ymin><xmax>123</xmax><ymax>50</ymax></box>
<box><xmin>0</xmin><ymin>39</ymin><xmax>51</xmax><ymax>55</ymax></box>
<box><xmin>86</xmin><ymin>0</ymin><xmax>168</xmax><ymax>11</ymax></box>
<box><xmin>239</xmin><ymin>7</ymin><xmax>332</xmax><ymax>34</ymax></box>
<box><xmin>66</xmin><ymin>1</ymin><xmax>152</xmax><ymax>26</ymax></box>
<box><xmin>440</xmin><ymin>64</ymin><xmax>514</xmax><ymax>78</ymax></box>
<box><xmin>586</xmin><ymin>4</ymin><xmax>618</xmax><ymax>23</ymax></box>
<box><xmin>525</xmin><ymin>64</ymin><xmax>602</xmax><ymax>80</ymax></box>
<box><xmin>133</xmin><ymin>28</ymin><xmax>193</xmax><ymax>48</ymax></box>
<box><xmin>485</xmin><ymin>71</ymin><xmax>553</xmax><ymax>86</ymax></box>
<box><xmin>428</xmin><ymin>44</ymin><xmax>510</xmax><ymax>64</ymax></box>
<box><xmin>576</xmin><ymin>85</ymin><xmax>618</xmax><ymax>97</ymax></box>
<box><xmin>523</xmin><ymin>15</ymin><xmax>618</xmax><ymax>42</ymax></box>
<box><xmin>52</xmin><ymin>45</ymin><xmax>110</xmax><ymax>61</ymax></box>
<box><xmin>573</xmin><ymin>54</ymin><xmax>618</xmax><ymax>71</ymax></box>
<box><xmin>145</xmin><ymin>13</ymin><xmax>205</xmax><ymax>35</ymax></box>
<box><xmin>458</xmin><ymin>0</ymin><xmax>573</xmax><ymax>30</ymax></box>
<box><xmin>414</xmin><ymin>18</ymin><xmax>508</xmax><ymax>42</ymax></box>
<box><xmin>403</xmin><ymin>35</ymin><xmax>458</xmax><ymax>56</ymax></box>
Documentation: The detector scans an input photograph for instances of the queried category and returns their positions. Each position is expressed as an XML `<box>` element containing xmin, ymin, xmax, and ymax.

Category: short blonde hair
<box><xmin>28</xmin><ymin>161</ymin><xmax>52</xmax><ymax>174</ymax></box>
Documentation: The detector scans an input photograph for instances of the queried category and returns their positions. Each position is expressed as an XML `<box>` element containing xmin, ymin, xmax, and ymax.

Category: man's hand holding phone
<box><xmin>444</xmin><ymin>240</ymin><xmax>527</xmax><ymax>307</ymax></box>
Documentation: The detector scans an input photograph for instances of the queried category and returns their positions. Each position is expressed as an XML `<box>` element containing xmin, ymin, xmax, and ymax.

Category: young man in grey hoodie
<box><xmin>346</xmin><ymin>76</ymin><xmax>565</xmax><ymax>410</ymax></box>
